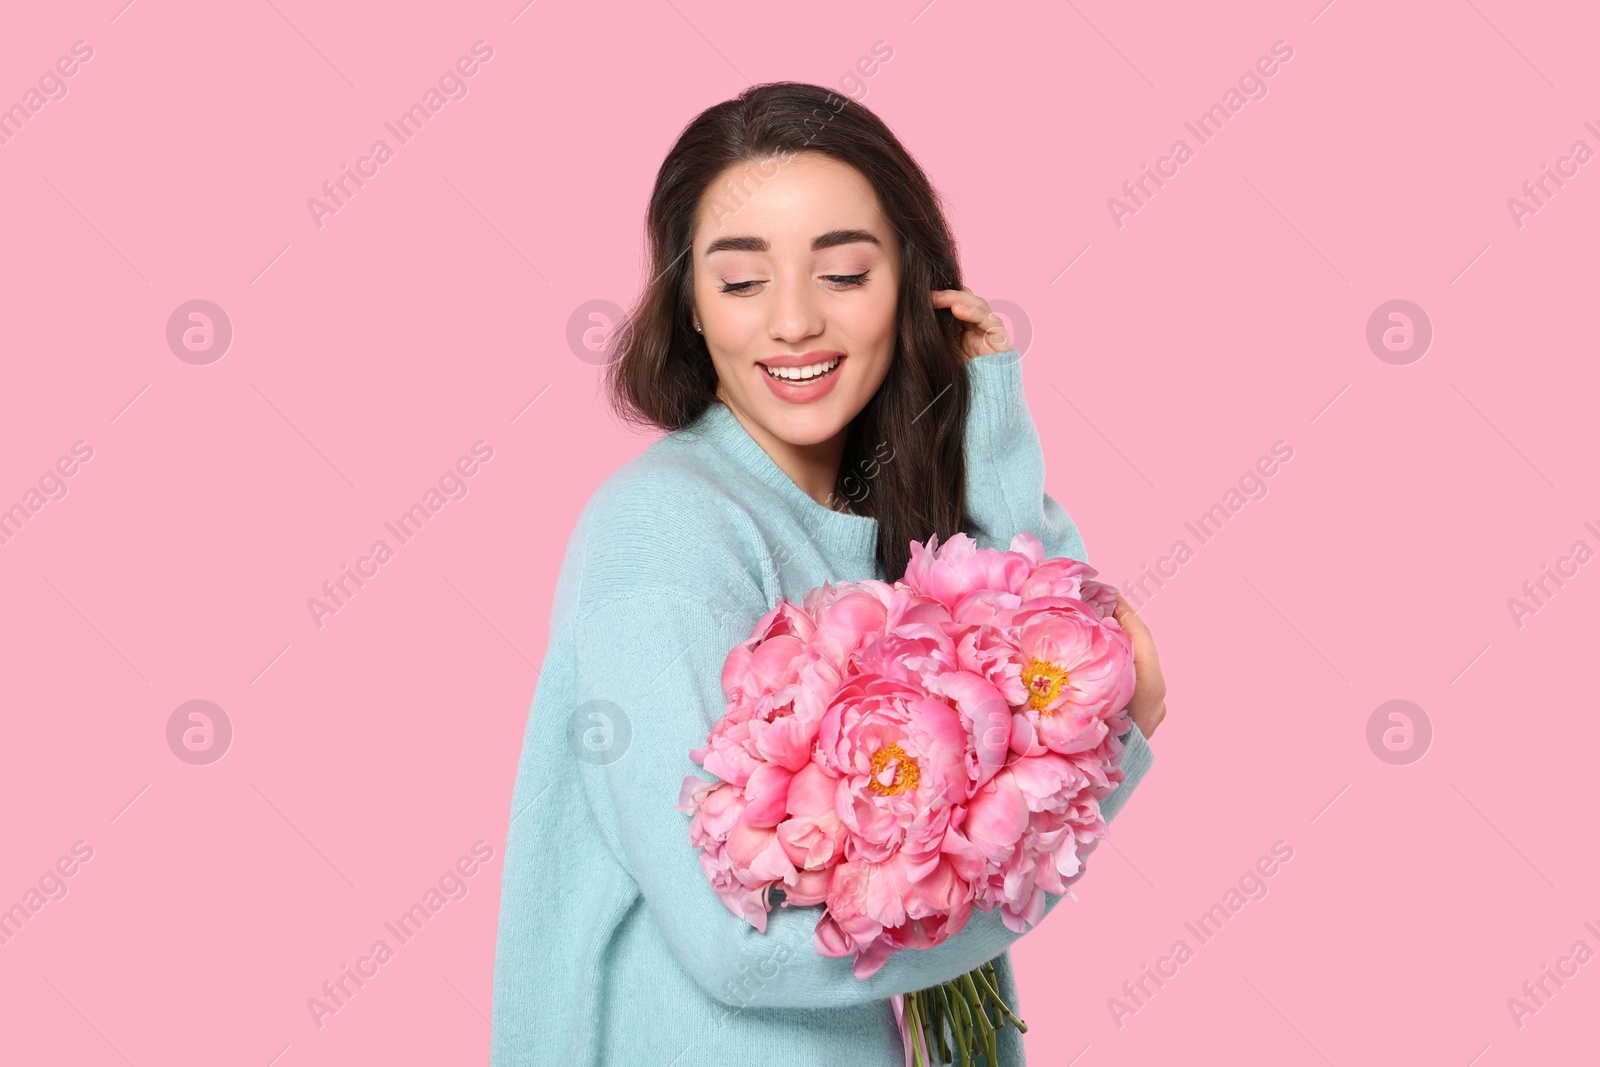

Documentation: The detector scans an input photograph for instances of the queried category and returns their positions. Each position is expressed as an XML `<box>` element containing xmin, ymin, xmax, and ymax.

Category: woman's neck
<box><xmin>718</xmin><ymin>399</ymin><xmax>848</xmax><ymax>510</ymax></box>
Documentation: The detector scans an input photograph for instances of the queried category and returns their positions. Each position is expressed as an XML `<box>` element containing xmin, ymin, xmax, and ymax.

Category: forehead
<box><xmin>693</xmin><ymin>153</ymin><xmax>890</xmax><ymax>252</ymax></box>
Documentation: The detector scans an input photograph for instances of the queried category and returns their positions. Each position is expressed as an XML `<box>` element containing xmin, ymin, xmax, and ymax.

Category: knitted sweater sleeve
<box><xmin>958</xmin><ymin>344</ymin><xmax>1156</xmax><ymax>829</ymax></box>
<box><xmin>960</xmin><ymin>349</ymin><xmax>1088</xmax><ymax>564</ymax></box>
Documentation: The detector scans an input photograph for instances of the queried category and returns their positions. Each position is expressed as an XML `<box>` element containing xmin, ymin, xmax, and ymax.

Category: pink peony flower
<box><xmin>719</xmin><ymin>599</ymin><xmax>816</xmax><ymax>722</ymax></box>
<box><xmin>773</xmin><ymin>762</ymin><xmax>849</xmax><ymax>888</ymax></box>
<box><xmin>816</xmin><ymin>674</ymin><xmax>972</xmax><ymax>863</ymax></box>
<box><xmin>801</xmin><ymin>578</ymin><xmax>898</xmax><ymax>674</ymax></box>
<box><xmin>697</xmin><ymin>599</ymin><xmax>840</xmax><ymax>796</ymax></box>
<box><xmin>814</xmin><ymin>853</ymin><xmax>976</xmax><ymax>979</ymax></box>
<box><xmin>1001</xmin><ymin>601</ymin><xmax>1136</xmax><ymax>758</ymax></box>
<box><xmin>1008</xmin><ymin>530</ymin><xmax>1119</xmax><ymax>618</ymax></box>
<box><xmin>964</xmin><ymin>753</ymin><xmax>1108</xmax><ymax>930</ymax></box>
<box><xmin>680</xmin><ymin>527</ymin><xmax>1140</xmax><ymax>995</ymax></box>
<box><xmin>676</xmin><ymin>777</ymin><xmax>791</xmax><ymax>931</ymax></box>
<box><xmin>902</xmin><ymin>532</ymin><xmax>1034</xmax><ymax>610</ymax></box>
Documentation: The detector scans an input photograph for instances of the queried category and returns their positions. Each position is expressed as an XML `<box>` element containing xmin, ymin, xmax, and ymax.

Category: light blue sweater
<box><xmin>490</xmin><ymin>350</ymin><xmax>1155</xmax><ymax>1066</ymax></box>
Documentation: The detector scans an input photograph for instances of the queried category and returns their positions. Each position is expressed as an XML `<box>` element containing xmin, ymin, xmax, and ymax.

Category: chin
<box><xmin>761</xmin><ymin>403</ymin><xmax>856</xmax><ymax>447</ymax></box>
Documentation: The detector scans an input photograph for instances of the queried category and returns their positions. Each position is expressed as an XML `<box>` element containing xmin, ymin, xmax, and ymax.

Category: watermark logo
<box><xmin>1365</xmin><ymin>300</ymin><xmax>1432</xmax><ymax>366</ymax></box>
<box><xmin>166</xmin><ymin>300</ymin><xmax>233</xmax><ymax>365</ymax></box>
<box><xmin>1365</xmin><ymin>699</ymin><xmax>1430</xmax><ymax>766</ymax></box>
<box><xmin>167</xmin><ymin>700</ymin><xmax>233</xmax><ymax>765</ymax></box>
<box><xmin>984</xmin><ymin>299</ymin><xmax>1033</xmax><ymax>359</ymax></box>
<box><xmin>569</xmin><ymin>699</ymin><xmax>632</xmax><ymax>765</ymax></box>
<box><xmin>566</xmin><ymin>299</ymin><xmax>627</xmax><ymax>365</ymax></box>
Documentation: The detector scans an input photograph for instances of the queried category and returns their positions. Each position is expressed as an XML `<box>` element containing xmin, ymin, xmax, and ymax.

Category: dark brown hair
<box><xmin>605</xmin><ymin>80</ymin><xmax>972</xmax><ymax>581</ymax></box>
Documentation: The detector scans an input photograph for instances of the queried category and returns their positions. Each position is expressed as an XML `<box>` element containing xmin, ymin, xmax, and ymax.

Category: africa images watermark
<box><xmin>0</xmin><ymin>440</ymin><xmax>95</xmax><ymax>548</ymax></box>
<box><xmin>306</xmin><ymin>40</ymin><xmax>496</xmax><ymax>229</ymax></box>
<box><xmin>1505</xmin><ymin>917</ymin><xmax>1600</xmax><ymax>1030</ymax></box>
<box><xmin>1505</xmin><ymin>120</ymin><xmax>1600</xmax><ymax>230</ymax></box>
<box><xmin>1107</xmin><ymin>39</ymin><xmax>1296</xmax><ymax>228</ymax></box>
<box><xmin>835</xmin><ymin>39</ymin><xmax>894</xmax><ymax>101</ymax></box>
<box><xmin>1119</xmin><ymin>440</ymin><xmax>1295</xmax><ymax>610</ymax></box>
<box><xmin>0</xmin><ymin>39</ymin><xmax>95</xmax><ymax>148</ymax></box>
<box><xmin>0</xmin><ymin>840</ymin><xmax>96</xmax><ymax>949</ymax></box>
<box><xmin>305</xmin><ymin>840</ymin><xmax>496</xmax><ymax>1029</ymax></box>
<box><xmin>700</xmin><ymin>91</ymin><xmax>852</xmax><ymax>231</ymax></box>
<box><xmin>1505</xmin><ymin>519</ymin><xmax>1600</xmax><ymax>630</ymax></box>
<box><xmin>306</xmin><ymin>440</ymin><xmax>495</xmax><ymax>629</ymax></box>
<box><xmin>1108</xmin><ymin>840</ymin><xmax>1296</xmax><ymax>1028</ymax></box>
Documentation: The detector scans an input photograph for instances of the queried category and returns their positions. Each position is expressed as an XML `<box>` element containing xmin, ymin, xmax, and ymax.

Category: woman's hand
<box><xmin>930</xmin><ymin>287</ymin><xmax>1012</xmax><ymax>360</ymax></box>
<box><xmin>1113</xmin><ymin>594</ymin><xmax>1167</xmax><ymax>740</ymax></box>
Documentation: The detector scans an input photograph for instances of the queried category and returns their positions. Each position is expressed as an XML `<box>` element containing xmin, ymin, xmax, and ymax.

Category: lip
<box><xmin>757</xmin><ymin>351</ymin><xmax>845</xmax><ymax>404</ymax></box>
<box><xmin>758</xmin><ymin>350</ymin><xmax>845</xmax><ymax>368</ymax></box>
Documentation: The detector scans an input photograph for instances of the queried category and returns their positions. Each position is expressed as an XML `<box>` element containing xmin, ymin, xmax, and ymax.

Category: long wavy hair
<box><xmin>605</xmin><ymin>80</ymin><xmax>973</xmax><ymax>581</ymax></box>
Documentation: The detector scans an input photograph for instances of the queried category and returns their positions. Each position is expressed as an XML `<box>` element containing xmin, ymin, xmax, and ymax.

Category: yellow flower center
<box><xmin>868</xmin><ymin>741</ymin><xmax>919</xmax><ymax>796</ymax></box>
<box><xmin>1022</xmin><ymin>657</ymin><xmax>1069</xmax><ymax>714</ymax></box>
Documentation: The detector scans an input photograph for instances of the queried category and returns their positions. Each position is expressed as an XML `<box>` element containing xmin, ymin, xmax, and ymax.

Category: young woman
<box><xmin>490</xmin><ymin>81</ymin><xmax>1167</xmax><ymax>1066</ymax></box>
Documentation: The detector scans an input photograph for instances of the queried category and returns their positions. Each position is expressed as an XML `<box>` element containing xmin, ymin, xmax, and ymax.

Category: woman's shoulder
<box><xmin>563</xmin><ymin>432</ymin><xmax>768</xmax><ymax>611</ymax></box>
<box><xmin>579</xmin><ymin>429</ymin><xmax>749</xmax><ymax>540</ymax></box>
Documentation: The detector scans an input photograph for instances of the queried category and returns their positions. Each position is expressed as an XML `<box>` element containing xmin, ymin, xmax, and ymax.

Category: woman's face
<box><xmin>690</xmin><ymin>151</ymin><xmax>900</xmax><ymax>453</ymax></box>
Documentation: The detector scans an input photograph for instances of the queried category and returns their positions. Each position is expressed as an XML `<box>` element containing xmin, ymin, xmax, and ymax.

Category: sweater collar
<box><xmin>688</xmin><ymin>401</ymin><xmax>882</xmax><ymax>563</ymax></box>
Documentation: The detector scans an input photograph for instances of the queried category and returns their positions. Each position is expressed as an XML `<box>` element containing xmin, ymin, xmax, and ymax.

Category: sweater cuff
<box><xmin>1118</xmin><ymin>721</ymin><xmax>1154</xmax><ymax>786</ymax></box>
<box><xmin>964</xmin><ymin>349</ymin><xmax>1027</xmax><ymax>437</ymax></box>
<box><xmin>1100</xmin><ymin>721</ymin><xmax>1154</xmax><ymax>824</ymax></box>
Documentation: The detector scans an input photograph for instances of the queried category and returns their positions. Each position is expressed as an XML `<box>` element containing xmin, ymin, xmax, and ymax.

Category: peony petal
<box><xmin>740</xmin><ymin>763</ymin><xmax>794</xmax><ymax>827</ymax></box>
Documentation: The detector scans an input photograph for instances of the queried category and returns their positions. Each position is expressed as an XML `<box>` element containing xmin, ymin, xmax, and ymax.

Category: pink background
<box><xmin>2</xmin><ymin>1</ymin><xmax>1595</xmax><ymax>1064</ymax></box>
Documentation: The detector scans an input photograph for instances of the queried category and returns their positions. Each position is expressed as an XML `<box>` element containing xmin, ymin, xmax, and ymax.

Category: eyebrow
<box><xmin>703</xmin><ymin>229</ymin><xmax>882</xmax><ymax>256</ymax></box>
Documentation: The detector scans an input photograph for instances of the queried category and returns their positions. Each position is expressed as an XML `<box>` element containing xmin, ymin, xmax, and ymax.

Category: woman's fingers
<box><xmin>1112</xmin><ymin>594</ymin><xmax>1150</xmax><ymax>643</ymax></box>
<box><xmin>1113</xmin><ymin>594</ymin><xmax>1167</xmax><ymax>738</ymax></box>
<box><xmin>930</xmin><ymin>288</ymin><xmax>1010</xmax><ymax>356</ymax></box>
<box><xmin>930</xmin><ymin>287</ymin><xmax>988</xmax><ymax>319</ymax></box>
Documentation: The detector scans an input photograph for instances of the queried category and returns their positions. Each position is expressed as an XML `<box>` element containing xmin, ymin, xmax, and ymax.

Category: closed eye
<box><xmin>717</xmin><ymin>271</ymin><xmax>871</xmax><ymax>295</ymax></box>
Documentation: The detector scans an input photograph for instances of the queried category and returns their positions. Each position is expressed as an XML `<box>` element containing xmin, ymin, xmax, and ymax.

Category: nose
<box><xmin>767</xmin><ymin>271</ymin><xmax>825</xmax><ymax>345</ymax></box>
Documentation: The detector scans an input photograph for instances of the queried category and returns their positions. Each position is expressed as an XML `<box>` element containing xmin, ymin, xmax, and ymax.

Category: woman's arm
<box><xmin>570</xmin><ymin>582</ymin><xmax>1154</xmax><ymax>1011</ymax></box>
<box><xmin>929</xmin><ymin>290</ymin><xmax>1090</xmax><ymax>565</ymax></box>
<box><xmin>956</xmin><ymin>342</ymin><xmax>1159</xmax><ymax>851</ymax></box>
<box><xmin>960</xmin><ymin>348</ymin><xmax>1088</xmax><ymax>563</ymax></box>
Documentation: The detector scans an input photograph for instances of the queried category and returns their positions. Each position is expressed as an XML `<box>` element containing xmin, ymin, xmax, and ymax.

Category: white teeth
<box><xmin>764</xmin><ymin>357</ymin><xmax>840</xmax><ymax>381</ymax></box>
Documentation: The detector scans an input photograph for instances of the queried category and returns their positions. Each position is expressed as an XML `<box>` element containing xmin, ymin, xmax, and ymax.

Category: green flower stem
<box><xmin>930</xmin><ymin>986</ymin><xmax>951</xmax><ymax>1063</ymax></box>
<box><xmin>906</xmin><ymin>993</ymin><xmax>927</xmax><ymax>1067</ymax></box>
<box><xmin>961</xmin><ymin>971</ymin><xmax>998</xmax><ymax>1066</ymax></box>
<box><xmin>936</xmin><ymin>983</ymin><xmax>962</xmax><ymax>1066</ymax></box>
<box><xmin>902</xmin><ymin>963</ymin><xmax>1037</xmax><ymax>1066</ymax></box>
<box><xmin>975</xmin><ymin>963</ymin><xmax>1028</xmax><ymax>1033</ymax></box>
<box><xmin>950</xmin><ymin>980</ymin><xmax>977</xmax><ymax>1067</ymax></box>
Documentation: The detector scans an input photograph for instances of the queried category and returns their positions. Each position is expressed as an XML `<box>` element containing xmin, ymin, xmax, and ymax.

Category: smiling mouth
<box><xmin>762</xmin><ymin>356</ymin><xmax>842</xmax><ymax>382</ymax></box>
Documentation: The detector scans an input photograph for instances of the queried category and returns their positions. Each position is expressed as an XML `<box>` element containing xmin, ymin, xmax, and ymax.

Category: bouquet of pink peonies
<box><xmin>677</xmin><ymin>531</ymin><xmax>1137</xmax><ymax>1066</ymax></box>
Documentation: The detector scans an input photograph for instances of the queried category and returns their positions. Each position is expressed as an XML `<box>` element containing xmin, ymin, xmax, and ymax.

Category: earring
<box><xmin>694</xmin><ymin>319</ymin><xmax>703</xmax><ymax>333</ymax></box>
